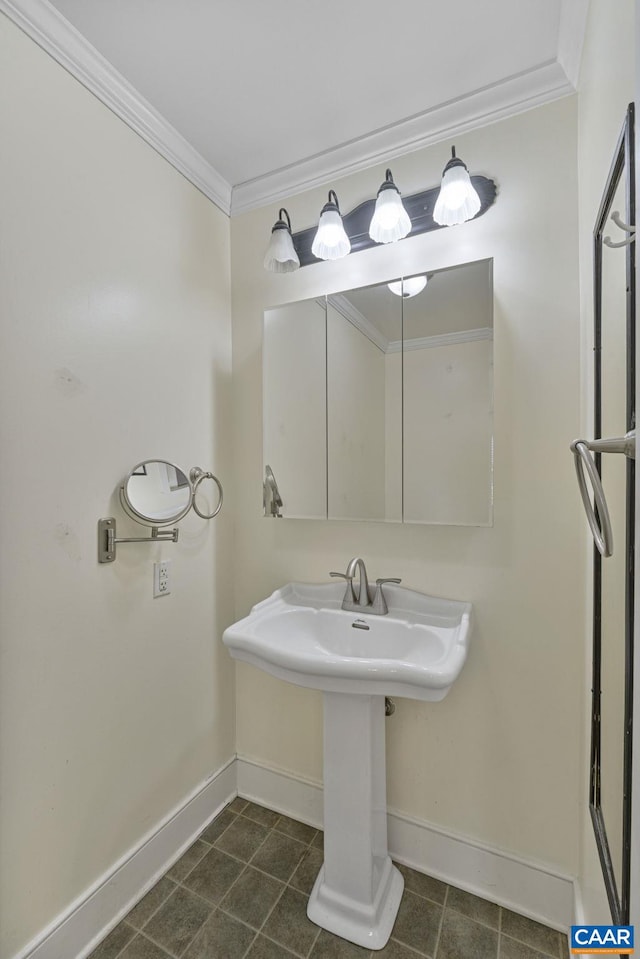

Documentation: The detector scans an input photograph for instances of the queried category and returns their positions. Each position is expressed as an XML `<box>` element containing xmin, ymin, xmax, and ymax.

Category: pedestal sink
<box><xmin>223</xmin><ymin>581</ymin><xmax>472</xmax><ymax>950</ymax></box>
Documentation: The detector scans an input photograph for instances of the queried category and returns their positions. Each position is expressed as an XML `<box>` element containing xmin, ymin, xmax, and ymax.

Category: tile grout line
<box><xmin>431</xmin><ymin>881</ymin><xmax>449</xmax><ymax>959</ymax></box>
<box><xmin>499</xmin><ymin>931</ymin><xmax>559</xmax><ymax>959</ymax></box>
<box><xmin>305</xmin><ymin>924</ymin><xmax>323</xmax><ymax>958</ymax></box>
<box><xmin>225</xmin><ymin>806</ymin><xmax>324</xmax><ymax>957</ymax></box>
<box><xmin>389</xmin><ymin>938</ymin><xmax>432</xmax><ymax>958</ymax></box>
<box><xmin>498</xmin><ymin>903</ymin><xmax>563</xmax><ymax>958</ymax></box>
<box><xmin>96</xmin><ymin>817</ymin><xmax>234</xmax><ymax>959</ymax></box>
<box><xmin>132</xmin><ymin>929</ymin><xmax>179</xmax><ymax>959</ymax></box>
<box><xmin>257</xmin><ymin>927</ymin><xmax>316</xmax><ymax>959</ymax></box>
<box><xmin>115</xmin><ymin>808</ymin><xmax>277</xmax><ymax>959</ymax></box>
<box><xmin>91</xmin><ymin>801</ymin><xmax>564</xmax><ymax>959</ymax></box>
<box><xmin>107</xmin><ymin>892</ymin><xmax>183</xmax><ymax>959</ymax></box>
<box><xmin>159</xmin><ymin>814</ymin><xmax>318</xmax><ymax>945</ymax></box>
<box><xmin>209</xmin><ymin>809</ymin><xmax>317</xmax><ymax>958</ymax></box>
<box><xmin>95</xmin><ymin>804</ymin><xmax>322</xmax><ymax>958</ymax></box>
<box><xmin>126</xmin><ymin>810</ymin><xmax>242</xmax><ymax>949</ymax></box>
<box><xmin>102</xmin><ymin>925</ymin><xmax>140</xmax><ymax>959</ymax></box>
<box><xmin>240</xmin><ymin>820</ymin><xmax>319</xmax><ymax>959</ymax></box>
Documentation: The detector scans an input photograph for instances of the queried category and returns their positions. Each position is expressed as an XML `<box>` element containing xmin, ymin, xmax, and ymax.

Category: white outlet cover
<box><xmin>153</xmin><ymin>560</ymin><xmax>171</xmax><ymax>597</ymax></box>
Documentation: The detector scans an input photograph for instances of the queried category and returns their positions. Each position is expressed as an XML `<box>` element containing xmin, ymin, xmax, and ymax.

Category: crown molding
<box><xmin>231</xmin><ymin>60</ymin><xmax>575</xmax><ymax>215</ymax></box>
<box><xmin>387</xmin><ymin>327</ymin><xmax>494</xmax><ymax>354</ymax></box>
<box><xmin>557</xmin><ymin>0</ymin><xmax>590</xmax><ymax>89</ymax></box>
<box><xmin>0</xmin><ymin>0</ymin><xmax>233</xmax><ymax>215</ymax></box>
<box><xmin>2</xmin><ymin>0</ymin><xmax>579</xmax><ymax>220</ymax></box>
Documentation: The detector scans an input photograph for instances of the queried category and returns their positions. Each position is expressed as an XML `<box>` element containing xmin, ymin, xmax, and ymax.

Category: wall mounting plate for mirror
<box><xmin>98</xmin><ymin>459</ymin><xmax>223</xmax><ymax>563</ymax></box>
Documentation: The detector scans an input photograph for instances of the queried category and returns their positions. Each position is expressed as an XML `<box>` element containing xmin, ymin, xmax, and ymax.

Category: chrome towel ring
<box><xmin>570</xmin><ymin>430</ymin><xmax>635</xmax><ymax>557</ymax></box>
<box><xmin>190</xmin><ymin>467</ymin><xmax>223</xmax><ymax>520</ymax></box>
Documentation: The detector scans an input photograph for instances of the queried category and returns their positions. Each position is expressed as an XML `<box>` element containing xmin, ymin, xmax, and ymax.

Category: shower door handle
<box><xmin>570</xmin><ymin>429</ymin><xmax>635</xmax><ymax>557</ymax></box>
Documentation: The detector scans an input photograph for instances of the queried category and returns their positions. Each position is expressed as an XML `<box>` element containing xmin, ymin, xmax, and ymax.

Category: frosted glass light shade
<box><xmin>312</xmin><ymin>191</ymin><xmax>351</xmax><ymax>260</ymax></box>
<box><xmin>433</xmin><ymin>148</ymin><xmax>481</xmax><ymax>227</ymax></box>
<box><xmin>388</xmin><ymin>275</ymin><xmax>427</xmax><ymax>298</ymax></box>
<box><xmin>369</xmin><ymin>170</ymin><xmax>412</xmax><ymax>244</ymax></box>
<box><xmin>264</xmin><ymin>208</ymin><xmax>300</xmax><ymax>273</ymax></box>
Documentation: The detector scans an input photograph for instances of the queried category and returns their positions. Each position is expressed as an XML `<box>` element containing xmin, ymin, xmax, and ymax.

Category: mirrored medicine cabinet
<box><xmin>263</xmin><ymin>258</ymin><xmax>494</xmax><ymax>526</ymax></box>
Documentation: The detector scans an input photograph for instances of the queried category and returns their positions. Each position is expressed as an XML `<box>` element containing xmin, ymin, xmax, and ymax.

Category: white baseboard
<box><xmin>237</xmin><ymin>756</ymin><xmax>324</xmax><ymax>828</ymax></box>
<box><xmin>387</xmin><ymin>811</ymin><xmax>573</xmax><ymax>932</ymax></box>
<box><xmin>236</xmin><ymin>756</ymin><xmax>575</xmax><ymax>932</ymax></box>
<box><xmin>16</xmin><ymin>755</ymin><xmax>578</xmax><ymax>959</ymax></box>
<box><xmin>15</xmin><ymin>757</ymin><xmax>236</xmax><ymax>959</ymax></box>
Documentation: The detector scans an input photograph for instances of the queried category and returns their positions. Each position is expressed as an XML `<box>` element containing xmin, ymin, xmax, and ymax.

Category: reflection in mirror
<box><xmin>263</xmin><ymin>298</ymin><xmax>327</xmax><ymax>518</ymax></box>
<box><xmin>121</xmin><ymin>460</ymin><xmax>192</xmax><ymax>526</ymax></box>
<box><xmin>327</xmin><ymin>282</ymin><xmax>402</xmax><ymax>521</ymax></box>
<box><xmin>403</xmin><ymin>260</ymin><xmax>493</xmax><ymax>525</ymax></box>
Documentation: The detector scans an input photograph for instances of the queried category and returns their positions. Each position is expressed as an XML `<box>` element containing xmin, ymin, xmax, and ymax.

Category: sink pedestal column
<box><xmin>307</xmin><ymin>692</ymin><xmax>404</xmax><ymax>950</ymax></box>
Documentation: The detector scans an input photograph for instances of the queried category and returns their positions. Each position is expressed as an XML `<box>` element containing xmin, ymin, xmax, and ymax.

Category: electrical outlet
<box><xmin>153</xmin><ymin>560</ymin><xmax>171</xmax><ymax>597</ymax></box>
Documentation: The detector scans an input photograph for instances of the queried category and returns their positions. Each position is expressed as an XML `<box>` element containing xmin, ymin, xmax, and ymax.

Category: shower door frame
<box><xmin>590</xmin><ymin>101</ymin><xmax>636</xmax><ymax>927</ymax></box>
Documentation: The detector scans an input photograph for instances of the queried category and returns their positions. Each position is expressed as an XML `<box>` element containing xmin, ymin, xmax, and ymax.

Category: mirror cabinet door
<box><xmin>327</xmin><ymin>283</ymin><xmax>402</xmax><ymax>522</ymax></box>
<box><xmin>402</xmin><ymin>260</ymin><xmax>494</xmax><ymax>525</ymax></box>
<box><xmin>263</xmin><ymin>297</ymin><xmax>327</xmax><ymax>519</ymax></box>
<box><xmin>262</xmin><ymin>258</ymin><xmax>494</xmax><ymax>526</ymax></box>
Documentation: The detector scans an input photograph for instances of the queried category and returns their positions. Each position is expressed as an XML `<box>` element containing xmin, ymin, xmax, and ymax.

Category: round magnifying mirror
<box><xmin>120</xmin><ymin>460</ymin><xmax>193</xmax><ymax>527</ymax></box>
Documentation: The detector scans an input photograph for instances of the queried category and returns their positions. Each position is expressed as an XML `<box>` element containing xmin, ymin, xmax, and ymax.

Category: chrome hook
<box><xmin>603</xmin><ymin>210</ymin><xmax>636</xmax><ymax>248</ymax></box>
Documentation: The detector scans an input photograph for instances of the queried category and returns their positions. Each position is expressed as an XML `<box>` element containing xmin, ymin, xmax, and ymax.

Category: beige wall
<box><xmin>575</xmin><ymin>0</ymin><xmax>636</xmax><ymax>924</ymax></box>
<box><xmin>0</xmin><ymin>15</ymin><xmax>234</xmax><ymax>958</ymax></box>
<box><xmin>231</xmin><ymin>97</ymin><xmax>585</xmax><ymax>875</ymax></box>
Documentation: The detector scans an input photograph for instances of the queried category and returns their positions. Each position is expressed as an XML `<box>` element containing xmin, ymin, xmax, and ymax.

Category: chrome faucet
<box><xmin>346</xmin><ymin>557</ymin><xmax>372</xmax><ymax>609</ymax></box>
<box><xmin>330</xmin><ymin>557</ymin><xmax>401</xmax><ymax>615</ymax></box>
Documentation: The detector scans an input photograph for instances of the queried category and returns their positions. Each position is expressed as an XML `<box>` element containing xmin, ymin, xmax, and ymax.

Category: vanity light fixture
<box><xmin>369</xmin><ymin>169</ymin><xmax>412</xmax><ymax>244</ymax></box>
<box><xmin>387</xmin><ymin>275</ymin><xmax>428</xmax><ymax>298</ymax></box>
<box><xmin>433</xmin><ymin>146</ymin><xmax>481</xmax><ymax>226</ymax></box>
<box><xmin>311</xmin><ymin>190</ymin><xmax>351</xmax><ymax>261</ymax></box>
<box><xmin>264</xmin><ymin>158</ymin><xmax>496</xmax><ymax>271</ymax></box>
<box><xmin>264</xmin><ymin>208</ymin><xmax>300</xmax><ymax>273</ymax></box>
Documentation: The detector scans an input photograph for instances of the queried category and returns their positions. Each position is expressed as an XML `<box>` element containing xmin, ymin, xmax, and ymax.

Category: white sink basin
<box><xmin>223</xmin><ymin>581</ymin><xmax>472</xmax><ymax>701</ymax></box>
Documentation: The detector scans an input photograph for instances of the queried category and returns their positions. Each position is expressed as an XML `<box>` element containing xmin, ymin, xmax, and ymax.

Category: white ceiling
<box><xmin>2</xmin><ymin>0</ymin><xmax>587</xmax><ymax>213</ymax></box>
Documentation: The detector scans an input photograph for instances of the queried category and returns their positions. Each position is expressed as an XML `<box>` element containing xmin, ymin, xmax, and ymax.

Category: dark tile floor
<box><xmin>89</xmin><ymin>798</ymin><xmax>570</xmax><ymax>959</ymax></box>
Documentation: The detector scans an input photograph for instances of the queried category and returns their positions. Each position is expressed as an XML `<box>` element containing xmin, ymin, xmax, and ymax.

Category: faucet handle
<box><xmin>371</xmin><ymin>578</ymin><xmax>402</xmax><ymax>615</ymax></box>
<box><xmin>330</xmin><ymin>571</ymin><xmax>355</xmax><ymax>604</ymax></box>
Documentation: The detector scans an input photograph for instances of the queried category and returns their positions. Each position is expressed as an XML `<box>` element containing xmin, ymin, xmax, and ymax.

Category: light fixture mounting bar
<box><xmin>292</xmin><ymin>175</ymin><xmax>496</xmax><ymax>267</ymax></box>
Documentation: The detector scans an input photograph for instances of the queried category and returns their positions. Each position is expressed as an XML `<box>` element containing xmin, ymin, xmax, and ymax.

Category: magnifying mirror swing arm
<box><xmin>98</xmin><ymin>518</ymin><xmax>179</xmax><ymax>563</ymax></box>
<box><xmin>98</xmin><ymin>461</ymin><xmax>223</xmax><ymax>563</ymax></box>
